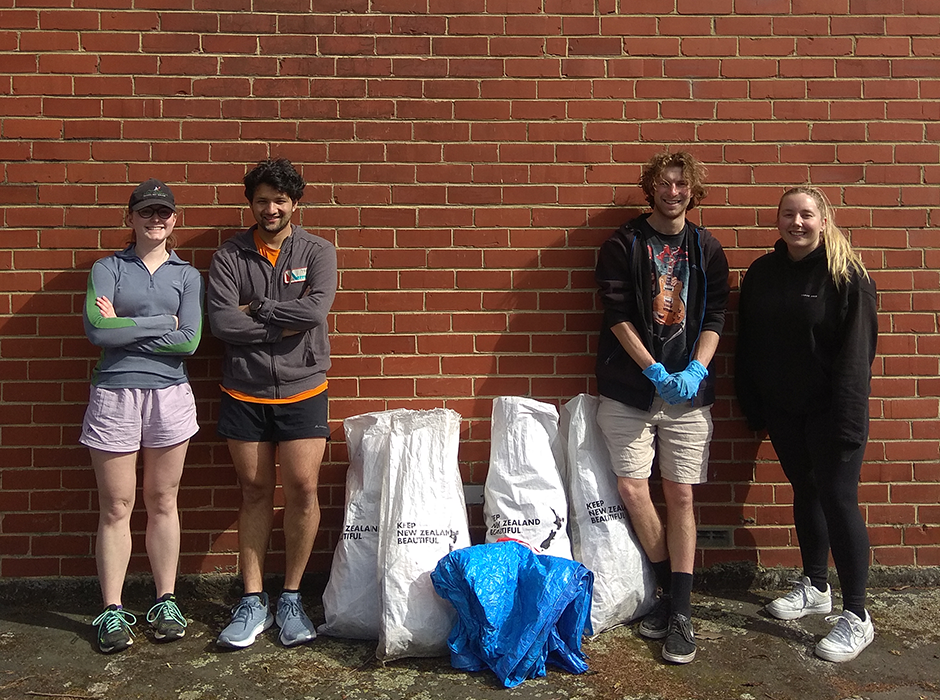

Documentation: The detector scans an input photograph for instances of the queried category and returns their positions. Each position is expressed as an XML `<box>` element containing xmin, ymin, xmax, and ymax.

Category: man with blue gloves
<box><xmin>594</xmin><ymin>150</ymin><xmax>729</xmax><ymax>664</ymax></box>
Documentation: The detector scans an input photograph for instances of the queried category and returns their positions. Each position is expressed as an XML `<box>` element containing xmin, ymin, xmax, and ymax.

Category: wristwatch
<box><xmin>248</xmin><ymin>299</ymin><xmax>263</xmax><ymax>317</ymax></box>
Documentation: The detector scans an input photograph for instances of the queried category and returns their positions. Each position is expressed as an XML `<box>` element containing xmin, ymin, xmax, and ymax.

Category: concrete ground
<box><xmin>1</xmin><ymin>570</ymin><xmax>939</xmax><ymax>700</ymax></box>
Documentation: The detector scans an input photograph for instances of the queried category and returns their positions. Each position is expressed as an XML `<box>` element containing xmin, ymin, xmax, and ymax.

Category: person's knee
<box><xmin>239</xmin><ymin>477</ymin><xmax>276</xmax><ymax>506</ymax></box>
<box><xmin>99</xmin><ymin>495</ymin><xmax>134</xmax><ymax>525</ymax></box>
<box><xmin>617</xmin><ymin>477</ymin><xmax>652</xmax><ymax>511</ymax></box>
<box><xmin>279</xmin><ymin>451</ymin><xmax>324</xmax><ymax>506</ymax></box>
<box><xmin>662</xmin><ymin>479</ymin><xmax>694</xmax><ymax>511</ymax></box>
<box><xmin>819</xmin><ymin>493</ymin><xmax>864</xmax><ymax>529</ymax></box>
<box><xmin>283</xmin><ymin>478</ymin><xmax>321</xmax><ymax>511</ymax></box>
<box><xmin>143</xmin><ymin>489</ymin><xmax>178</xmax><ymax>517</ymax></box>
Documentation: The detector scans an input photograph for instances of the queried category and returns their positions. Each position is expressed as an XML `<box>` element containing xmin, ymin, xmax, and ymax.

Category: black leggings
<box><xmin>766</xmin><ymin>411</ymin><xmax>870</xmax><ymax>615</ymax></box>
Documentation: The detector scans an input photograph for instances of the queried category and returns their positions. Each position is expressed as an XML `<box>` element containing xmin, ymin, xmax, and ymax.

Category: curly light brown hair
<box><xmin>639</xmin><ymin>150</ymin><xmax>708</xmax><ymax>211</ymax></box>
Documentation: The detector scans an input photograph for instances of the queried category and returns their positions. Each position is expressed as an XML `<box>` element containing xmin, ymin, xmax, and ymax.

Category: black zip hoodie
<box><xmin>595</xmin><ymin>214</ymin><xmax>730</xmax><ymax>411</ymax></box>
<box><xmin>735</xmin><ymin>239</ymin><xmax>877</xmax><ymax>447</ymax></box>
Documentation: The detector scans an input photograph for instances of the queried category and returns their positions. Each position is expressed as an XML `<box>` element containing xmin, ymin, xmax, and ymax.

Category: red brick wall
<box><xmin>1</xmin><ymin>2</ymin><xmax>939</xmax><ymax>578</ymax></box>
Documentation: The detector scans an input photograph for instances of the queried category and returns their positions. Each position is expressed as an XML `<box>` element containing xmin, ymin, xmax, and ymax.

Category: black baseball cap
<box><xmin>128</xmin><ymin>179</ymin><xmax>176</xmax><ymax>212</ymax></box>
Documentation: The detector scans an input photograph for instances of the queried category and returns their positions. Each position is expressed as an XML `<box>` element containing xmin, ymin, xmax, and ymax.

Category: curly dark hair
<box><xmin>243</xmin><ymin>158</ymin><xmax>306</xmax><ymax>202</ymax></box>
<box><xmin>638</xmin><ymin>150</ymin><xmax>708</xmax><ymax>211</ymax></box>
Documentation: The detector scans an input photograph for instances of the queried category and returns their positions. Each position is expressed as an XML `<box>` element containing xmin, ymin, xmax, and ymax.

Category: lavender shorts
<box><xmin>80</xmin><ymin>383</ymin><xmax>199</xmax><ymax>453</ymax></box>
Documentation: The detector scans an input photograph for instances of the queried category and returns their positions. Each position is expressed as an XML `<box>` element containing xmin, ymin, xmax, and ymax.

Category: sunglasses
<box><xmin>136</xmin><ymin>206</ymin><xmax>175</xmax><ymax>220</ymax></box>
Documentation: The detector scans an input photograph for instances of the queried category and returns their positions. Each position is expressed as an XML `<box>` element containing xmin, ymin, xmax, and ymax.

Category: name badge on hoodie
<box><xmin>284</xmin><ymin>267</ymin><xmax>307</xmax><ymax>284</ymax></box>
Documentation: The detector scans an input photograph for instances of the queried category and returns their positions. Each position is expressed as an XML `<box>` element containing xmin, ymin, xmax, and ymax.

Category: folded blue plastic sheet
<box><xmin>430</xmin><ymin>540</ymin><xmax>594</xmax><ymax>688</ymax></box>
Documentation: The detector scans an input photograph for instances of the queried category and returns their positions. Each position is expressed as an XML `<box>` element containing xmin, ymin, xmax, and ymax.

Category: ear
<box><xmin>125</xmin><ymin>210</ymin><xmax>134</xmax><ymax>227</ymax></box>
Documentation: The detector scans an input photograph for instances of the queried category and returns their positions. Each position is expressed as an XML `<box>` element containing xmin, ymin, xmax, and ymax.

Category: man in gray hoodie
<box><xmin>207</xmin><ymin>159</ymin><xmax>337</xmax><ymax>649</ymax></box>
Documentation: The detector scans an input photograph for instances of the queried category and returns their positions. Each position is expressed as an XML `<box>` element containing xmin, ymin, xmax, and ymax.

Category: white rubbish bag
<box><xmin>484</xmin><ymin>396</ymin><xmax>572</xmax><ymax>559</ymax></box>
<box><xmin>377</xmin><ymin>408</ymin><xmax>471</xmax><ymax>661</ymax></box>
<box><xmin>561</xmin><ymin>394</ymin><xmax>656</xmax><ymax>635</ymax></box>
<box><xmin>319</xmin><ymin>409</ymin><xmax>409</xmax><ymax>640</ymax></box>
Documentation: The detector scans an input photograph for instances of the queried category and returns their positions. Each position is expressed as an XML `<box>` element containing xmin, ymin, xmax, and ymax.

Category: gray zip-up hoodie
<box><xmin>206</xmin><ymin>224</ymin><xmax>337</xmax><ymax>400</ymax></box>
<box><xmin>83</xmin><ymin>246</ymin><xmax>204</xmax><ymax>389</ymax></box>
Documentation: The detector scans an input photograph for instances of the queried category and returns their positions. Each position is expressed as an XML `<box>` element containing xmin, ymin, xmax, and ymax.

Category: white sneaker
<box><xmin>765</xmin><ymin>576</ymin><xmax>832</xmax><ymax>620</ymax></box>
<box><xmin>815</xmin><ymin>609</ymin><xmax>874</xmax><ymax>662</ymax></box>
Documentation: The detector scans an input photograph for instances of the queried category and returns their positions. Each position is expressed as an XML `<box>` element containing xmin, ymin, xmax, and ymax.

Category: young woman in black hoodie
<box><xmin>736</xmin><ymin>186</ymin><xmax>878</xmax><ymax>663</ymax></box>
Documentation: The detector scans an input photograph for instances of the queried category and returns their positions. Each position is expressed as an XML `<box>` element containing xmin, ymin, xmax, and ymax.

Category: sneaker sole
<box><xmin>765</xmin><ymin>601</ymin><xmax>832</xmax><ymax>620</ymax></box>
<box><xmin>99</xmin><ymin>637</ymin><xmax>133</xmax><ymax>654</ymax></box>
<box><xmin>815</xmin><ymin>633</ymin><xmax>874</xmax><ymax>663</ymax></box>
<box><xmin>153</xmin><ymin>629</ymin><xmax>186</xmax><ymax>642</ymax></box>
<box><xmin>638</xmin><ymin>624</ymin><xmax>668</xmax><ymax>640</ymax></box>
<box><xmin>279</xmin><ymin>630</ymin><xmax>316</xmax><ymax>647</ymax></box>
<box><xmin>662</xmin><ymin>646</ymin><xmax>696</xmax><ymax>664</ymax></box>
<box><xmin>217</xmin><ymin>615</ymin><xmax>274</xmax><ymax>649</ymax></box>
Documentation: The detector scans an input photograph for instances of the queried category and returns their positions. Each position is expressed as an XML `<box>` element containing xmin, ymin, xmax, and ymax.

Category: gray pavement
<box><xmin>1</xmin><ymin>571</ymin><xmax>939</xmax><ymax>700</ymax></box>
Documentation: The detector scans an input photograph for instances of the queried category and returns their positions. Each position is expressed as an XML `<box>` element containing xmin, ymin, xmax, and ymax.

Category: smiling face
<box><xmin>127</xmin><ymin>206</ymin><xmax>176</xmax><ymax>250</ymax></box>
<box><xmin>777</xmin><ymin>192</ymin><xmax>825</xmax><ymax>261</ymax></box>
<box><xmin>250</xmin><ymin>183</ymin><xmax>297</xmax><ymax>239</ymax></box>
<box><xmin>650</xmin><ymin>165</ymin><xmax>693</xmax><ymax>222</ymax></box>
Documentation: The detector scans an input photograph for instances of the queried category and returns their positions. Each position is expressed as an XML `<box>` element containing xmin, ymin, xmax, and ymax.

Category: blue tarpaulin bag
<box><xmin>430</xmin><ymin>540</ymin><xmax>594</xmax><ymax>688</ymax></box>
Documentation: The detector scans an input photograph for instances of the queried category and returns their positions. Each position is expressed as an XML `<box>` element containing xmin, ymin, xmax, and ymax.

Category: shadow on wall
<box><xmin>0</xmin><ymin>217</ymin><xmax>244</xmax><ymax>578</ymax></box>
<box><xmin>1</xmin><ymin>191</ymin><xmax>770</xmax><ymax>577</ymax></box>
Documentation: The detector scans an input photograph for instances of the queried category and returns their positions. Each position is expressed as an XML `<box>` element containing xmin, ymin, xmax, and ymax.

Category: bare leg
<box><xmin>661</xmin><ymin>479</ymin><xmax>696</xmax><ymax>574</ymax></box>
<box><xmin>278</xmin><ymin>438</ymin><xmax>326</xmax><ymax>591</ymax></box>
<box><xmin>227</xmin><ymin>440</ymin><xmax>277</xmax><ymax>593</ymax></box>
<box><xmin>617</xmin><ymin>475</ymin><xmax>668</xmax><ymax>563</ymax></box>
<box><xmin>91</xmin><ymin>449</ymin><xmax>139</xmax><ymax>607</ymax></box>
<box><xmin>141</xmin><ymin>441</ymin><xmax>188</xmax><ymax>598</ymax></box>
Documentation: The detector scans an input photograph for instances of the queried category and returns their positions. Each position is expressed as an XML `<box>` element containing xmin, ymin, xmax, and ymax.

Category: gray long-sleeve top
<box><xmin>83</xmin><ymin>246</ymin><xmax>204</xmax><ymax>388</ymax></box>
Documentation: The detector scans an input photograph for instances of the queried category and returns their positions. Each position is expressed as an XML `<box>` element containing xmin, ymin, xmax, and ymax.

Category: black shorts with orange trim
<box><xmin>217</xmin><ymin>391</ymin><xmax>330</xmax><ymax>442</ymax></box>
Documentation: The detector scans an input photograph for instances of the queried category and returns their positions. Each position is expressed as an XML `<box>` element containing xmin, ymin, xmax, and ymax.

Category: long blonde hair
<box><xmin>777</xmin><ymin>186</ymin><xmax>868</xmax><ymax>289</ymax></box>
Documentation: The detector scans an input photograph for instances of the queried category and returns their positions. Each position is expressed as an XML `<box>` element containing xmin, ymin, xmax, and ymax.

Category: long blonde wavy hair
<box><xmin>777</xmin><ymin>186</ymin><xmax>869</xmax><ymax>290</ymax></box>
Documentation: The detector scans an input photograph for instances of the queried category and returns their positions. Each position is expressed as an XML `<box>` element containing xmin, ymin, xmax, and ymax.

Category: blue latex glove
<box><xmin>641</xmin><ymin>362</ymin><xmax>670</xmax><ymax>395</ymax></box>
<box><xmin>661</xmin><ymin>360</ymin><xmax>708</xmax><ymax>405</ymax></box>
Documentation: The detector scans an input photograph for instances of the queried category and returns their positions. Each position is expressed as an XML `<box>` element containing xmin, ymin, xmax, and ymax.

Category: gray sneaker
<box><xmin>93</xmin><ymin>605</ymin><xmax>136</xmax><ymax>654</ymax></box>
<box><xmin>217</xmin><ymin>593</ymin><xmax>274</xmax><ymax>648</ymax></box>
<box><xmin>276</xmin><ymin>592</ymin><xmax>317</xmax><ymax>647</ymax></box>
<box><xmin>147</xmin><ymin>594</ymin><xmax>187</xmax><ymax>642</ymax></box>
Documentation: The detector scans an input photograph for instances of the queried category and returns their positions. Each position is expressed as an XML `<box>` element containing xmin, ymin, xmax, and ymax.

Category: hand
<box><xmin>661</xmin><ymin>360</ymin><xmax>708</xmax><ymax>405</ymax></box>
<box><xmin>641</xmin><ymin>362</ymin><xmax>670</xmax><ymax>394</ymax></box>
<box><xmin>95</xmin><ymin>296</ymin><xmax>116</xmax><ymax>318</ymax></box>
<box><xmin>172</xmin><ymin>315</ymin><xmax>179</xmax><ymax>329</ymax></box>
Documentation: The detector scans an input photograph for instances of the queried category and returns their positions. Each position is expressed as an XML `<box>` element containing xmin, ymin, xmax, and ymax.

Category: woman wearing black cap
<box><xmin>81</xmin><ymin>179</ymin><xmax>204</xmax><ymax>653</ymax></box>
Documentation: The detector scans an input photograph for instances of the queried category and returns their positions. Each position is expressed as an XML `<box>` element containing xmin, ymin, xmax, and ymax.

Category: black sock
<box><xmin>844</xmin><ymin>605</ymin><xmax>866</xmax><ymax>620</ymax></box>
<box><xmin>670</xmin><ymin>572</ymin><xmax>693</xmax><ymax>618</ymax></box>
<box><xmin>808</xmin><ymin>575</ymin><xmax>828</xmax><ymax>593</ymax></box>
<box><xmin>244</xmin><ymin>592</ymin><xmax>264</xmax><ymax>600</ymax></box>
<box><xmin>651</xmin><ymin>559</ymin><xmax>672</xmax><ymax>594</ymax></box>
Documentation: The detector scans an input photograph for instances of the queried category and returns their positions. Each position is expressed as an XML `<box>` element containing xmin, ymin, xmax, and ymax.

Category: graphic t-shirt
<box><xmin>644</xmin><ymin>220</ymin><xmax>691</xmax><ymax>372</ymax></box>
